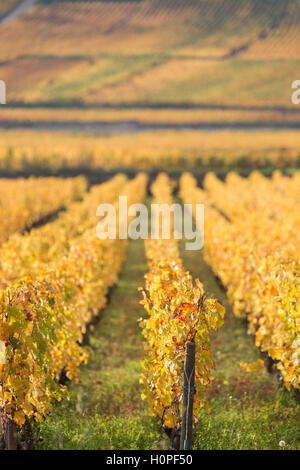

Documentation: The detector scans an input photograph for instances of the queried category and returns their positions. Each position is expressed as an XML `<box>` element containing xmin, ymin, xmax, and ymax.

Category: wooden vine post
<box><xmin>180</xmin><ymin>341</ymin><xmax>195</xmax><ymax>450</ymax></box>
<box><xmin>1</xmin><ymin>408</ymin><xmax>17</xmax><ymax>450</ymax></box>
<box><xmin>6</xmin><ymin>420</ymin><xmax>17</xmax><ymax>450</ymax></box>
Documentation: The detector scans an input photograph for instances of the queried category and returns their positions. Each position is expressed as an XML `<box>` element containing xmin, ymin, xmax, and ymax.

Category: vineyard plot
<box><xmin>33</xmin><ymin>182</ymin><xmax>300</xmax><ymax>450</ymax></box>
<box><xmin>180</xmin><ymin>171</ymin><xmax>300</xmax><ymax>391</ymax></box>
<box><xmin>0</xmin><ymin>174</ymin><xmax>147</xmax><ymax>446</ymax></box>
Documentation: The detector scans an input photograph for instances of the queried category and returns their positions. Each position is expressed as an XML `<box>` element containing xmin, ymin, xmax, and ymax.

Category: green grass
<box><xmin>36</xmin><ymin>55</ymin><xmax>163</xmax><ymax>104</ymax></box>
<box><xmin>35</xmin><ymin>201</ymin><xmax>300</xmax><ymax>450</ymax></box>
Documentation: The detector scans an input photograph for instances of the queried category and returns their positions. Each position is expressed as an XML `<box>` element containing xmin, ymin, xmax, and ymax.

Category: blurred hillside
<box><xmin>0</xmin><ymin>0</ymin><xmax>299</xmax><ymax>109</ymax></box>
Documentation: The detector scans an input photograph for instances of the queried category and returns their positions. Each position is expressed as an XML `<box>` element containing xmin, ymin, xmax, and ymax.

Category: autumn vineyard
<box><xmin>0</xmin><ymin>0</ymin><xmax>300</xmax><ymax>453</ymax></box>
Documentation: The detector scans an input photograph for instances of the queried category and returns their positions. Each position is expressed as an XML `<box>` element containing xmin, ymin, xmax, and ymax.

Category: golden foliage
<box><xmin>140</xmin><ymin>173</ymin><xmax>224</xmax><ymax>429</ymax></box>
<box><xmin>180</xmin><ymin>171</ymin><xmax>300</xmax><ymax>390</ymax></box>
<box><xmin>0</xmin><ymin>174</ymin><xmax>127</xmax><ymax>287</ymax></box>
<box><xmin>0</xmin><ymin>176</ymin><xmax>86</xmax><ymax>244</ymax></box>
<box><xmin>0</xmin><ymin>130</ymin><xmax>299</xmax><ymax>172</ymax></box>
<box><xmin>0</xmin><ymin>174</ymin><xmax>147</xmax><ymax>426</ymax></box>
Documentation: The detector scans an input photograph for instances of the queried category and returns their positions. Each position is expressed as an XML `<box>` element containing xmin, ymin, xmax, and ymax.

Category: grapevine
<box><xmin>180</xmin><ymin>172</ymin><xmax>300</xmax><ymax>390</ymax></box>
<box><xmin>0</xmin><ymin>176</ymin><xmax>87</xmax><ymax>244</ymax></box>
<box><xmin>0</xmin><ymin>173</ymin><xmax>147</xmax><ymax>427</ymax></box>
<box><xmin>140</xmin><ymin>173</ymin><xmax>224</xmax><ymax>429</ymax></box>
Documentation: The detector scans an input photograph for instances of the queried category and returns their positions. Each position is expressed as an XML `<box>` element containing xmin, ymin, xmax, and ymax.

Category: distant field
<box><xmin>2</xmin><ymin>57</ymin><xmax>299</xmax><ymax>109</ymax></box>
<box><xmin>0</xmin><ymin>0</ymin><xmax>299</xmax><ymax>111</ymax></box>
<box><xmin>0</xmin><ymin>129</ymin><xmax>299</xmax><ymax>174</ymax></box>
<box><xmin>2</xmin><ymin>0</ymin><xmax>299</xmax><ymax>59</ymax></box>
<box><xmin>1</xmin><ymin>106</ymin><xmax>300</xmax><ymax>126</ymax></box>
<box><xmin>0</xmin><ymin>0</ymin><xmax>300</xmax><ymax>173</ymax></box>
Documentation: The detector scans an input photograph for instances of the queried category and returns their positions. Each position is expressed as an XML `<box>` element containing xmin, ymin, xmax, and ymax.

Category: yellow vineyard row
<box><xmin>0</xmin><ymin>174</ymin><xmax>147</xmax><ymax>427</ymax></box>
<box><xmin>0</xmin><ymin>174</ymin><xmax>127</xmax><ymax>288</ymax></box>
<box><xmin>0</xmin><ymin>176</ymin><xmax>87</xmax><ymax>244</ymax></box>
<box><xmin>140</xmin><ymin>173</ymin><xmax>224</xmax><ymax>429</ymax></box>
<box><xmin>180</xmin><ymin>172</ymin><xmax>300</xmax><ymax>390</ymax></box>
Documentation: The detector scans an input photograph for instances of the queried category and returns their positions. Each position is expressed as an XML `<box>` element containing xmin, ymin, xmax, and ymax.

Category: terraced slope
<box><xmin>0</xmin><ymin>0</ymin><xmax>299</xmax><ymax>109</ymax></box>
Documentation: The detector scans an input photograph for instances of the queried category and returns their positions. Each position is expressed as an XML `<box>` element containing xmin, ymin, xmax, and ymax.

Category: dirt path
<box><xmin>0</xmin><ymin>0</ymin><xmax>37</xmax><ymax>26</ymax></box>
